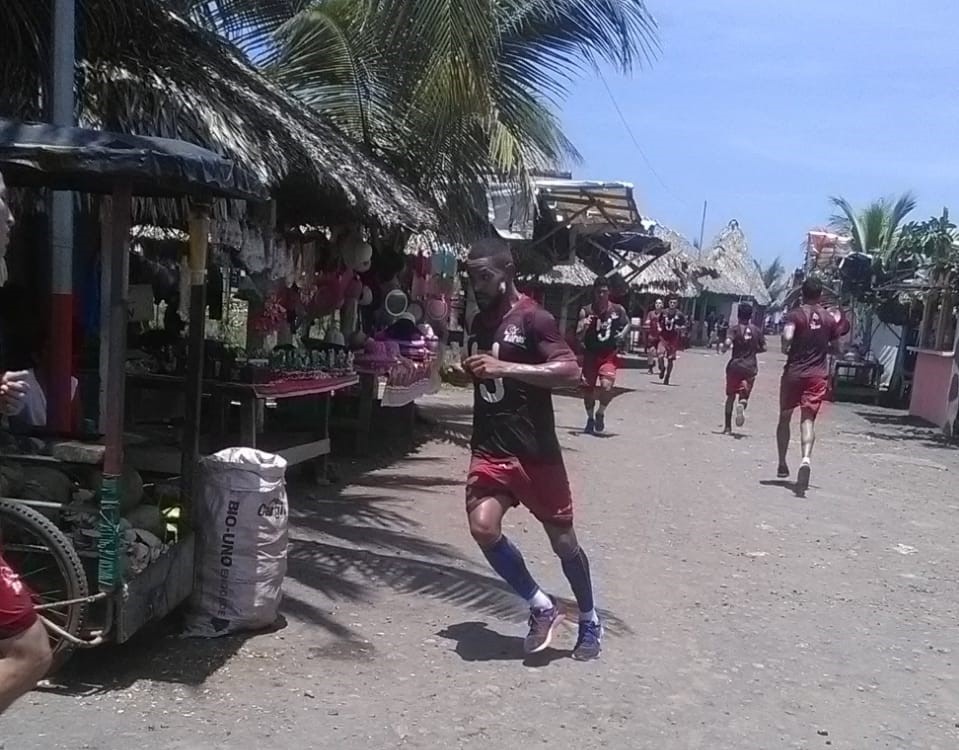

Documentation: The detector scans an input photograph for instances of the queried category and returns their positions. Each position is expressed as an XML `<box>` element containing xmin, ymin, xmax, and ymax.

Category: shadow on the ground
<box><xmin>759</xmin><ymin>479</ymin><xmax>806</xmax><ymax>498</ymax></box>
<box><xmin>43</xmin><ymin>615</ymin><xmax>278</xmax><ymax>695</ymax></box>
<box><xmin>436</xmin><ymin>621</ymin><xmax>570</xmax><ymax>666</ymax></box>
<box><xmin>42</xmin><ymin>395</ymin><xmax>631</xmax><ymax>692</ymax></box>
<box><xmin>851</xmin><ymin>410</ymin><xmax>957</xmax><ymax>450</ymax></box>
<box><xmin>711</xmin><ymin>430</ymin><xmax>749</xmax><ymax>441</ymax></box>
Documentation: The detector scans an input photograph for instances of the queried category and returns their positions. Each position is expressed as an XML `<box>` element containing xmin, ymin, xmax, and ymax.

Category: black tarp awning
<box><xmin>0</xmin><ymin>120</ymin><xmax>267</xmax><ymax>201</ymax></box>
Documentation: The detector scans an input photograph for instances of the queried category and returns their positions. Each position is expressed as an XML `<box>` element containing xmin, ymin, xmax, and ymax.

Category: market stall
<box><xmin>0</xmin><ymin>118</ymin><xmax>267</xmax><ymax>665</ymax></box>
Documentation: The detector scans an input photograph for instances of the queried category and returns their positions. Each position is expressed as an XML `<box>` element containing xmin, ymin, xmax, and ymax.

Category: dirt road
<box><xmin>3</xmin><ymin>349</ymin><xmax>957</xmax><ymax>749</ymax></box>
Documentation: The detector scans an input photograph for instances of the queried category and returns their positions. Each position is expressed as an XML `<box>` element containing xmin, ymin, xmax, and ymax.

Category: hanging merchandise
<box><xmin>207</xmin><ymin>265</ymin><xmax>224</xmax><ymax>321</ymax></box>
<box><xmin>341</xmin><ymin>234</ymin><xmax>373</xmax><ymax>273</ymax></box>
<box><xmin>177</xmin><ymin>255</ymin><xmax>190</xmax><ymax>320</ymax></box>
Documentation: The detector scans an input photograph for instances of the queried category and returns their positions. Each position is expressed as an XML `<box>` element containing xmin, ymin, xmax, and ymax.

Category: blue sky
<box><xmin>559</xmin><ymin>0</ymin><xmax>959</xmax><ymax>268</ymax></box>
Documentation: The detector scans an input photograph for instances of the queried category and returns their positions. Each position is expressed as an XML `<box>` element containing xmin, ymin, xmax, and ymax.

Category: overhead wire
<box><xmin>595</xmin><ymin>68</ymin><xmax>695</xmax><ymax>212</ymax></box>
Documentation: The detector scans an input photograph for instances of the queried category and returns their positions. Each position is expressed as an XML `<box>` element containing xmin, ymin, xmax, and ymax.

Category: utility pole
<box><xmin>50</xmin><ymin>0</ymin><xmax>76</xmax><ymax>431</ymax></box>
<box><xmin>698</xmin><ymin>200</ymin><xmax>708</xmax><ymax>258</ymax></box>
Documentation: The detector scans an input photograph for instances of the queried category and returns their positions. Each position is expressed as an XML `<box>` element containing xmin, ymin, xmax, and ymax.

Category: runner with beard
<box><xmin>656</xmin><ymin>298</ymin><xmax>687</xmax><ymax>385</ymax></box>
<box><xmin>459</xmin><ymin>239</ymin><xmax>603</xmax><ymax>660</ymax></box>
<box><xmin>577</xmin><ymin>276</ymin><xmax>629</xmax><ymax>434</ymax></box>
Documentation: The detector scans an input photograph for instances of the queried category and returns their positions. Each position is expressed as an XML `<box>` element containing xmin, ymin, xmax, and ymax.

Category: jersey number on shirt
<box><xmin>468</xmin><ymin>338</ymin><xmax>505</xmax><ymax>404</ymax></box>
<box><xmin>596</xmin><ymin>317</ymin><xmax>613</xmax><ymax>342</ymax></box>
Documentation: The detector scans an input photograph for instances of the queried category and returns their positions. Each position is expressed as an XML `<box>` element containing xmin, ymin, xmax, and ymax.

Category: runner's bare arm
<box><xmin>575</xmin><ymin>307</ymin><xmax>593</xmax><ymax>339</ymax></box>
<box><xmin>781</xmin><ymin>322</ymin><xmax>796</xmax><ymax>354</ymax></box>
<box><xmin>615</xmin><ymin>305</ymin><xmax>631</xmax><ymax>342</ymax></box>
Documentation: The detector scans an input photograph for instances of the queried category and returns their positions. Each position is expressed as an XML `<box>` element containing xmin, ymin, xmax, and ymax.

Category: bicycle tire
<box><xmin>0</xmin><ymin>499</ymin><xmax>89</xmax><ymax>672</ymax></box>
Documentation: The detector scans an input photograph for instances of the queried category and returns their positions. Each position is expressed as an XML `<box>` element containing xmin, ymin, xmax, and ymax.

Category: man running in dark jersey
<box><xmin>577</xmin><ymin>277</ymin><xmax>629</xmax><ymax>434</ymax></box>
<box><xmin>721</xmin><ymin>303</ymin><xmax>766</xmax><ymax>434</ymax></box>
<box><xmin>642</xmin><ymin>299</ymin><xmax>663</xmax><ymax>374</ymax></box>
<box><xmin>778</xmin><ymin>276</ymin><xmax>847</xmax><ymax>494</ymax></box>
<box><xmin>656</xmin><ymin>298</ymin><xmax>686</xmax><ymax>385</ymax></box>
<box><xmin>461</xmin><ymin>239</ymin><xmax>602</xmax><ymax>660</ymax></box>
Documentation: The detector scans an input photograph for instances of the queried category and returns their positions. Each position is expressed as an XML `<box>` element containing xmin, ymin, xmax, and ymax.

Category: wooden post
<box><xmin>558</xmin><ymin>287</ymin><xmax>572</xmax><ymax>335</ymax></box>
<box><xmin>98</xmin><ymin>186</ymin><xmax>131</xmax><ymax>592</ymax></box>
<box><xmin>934</xmin><ymin>287</ymin><xmax>953</xmax><ymax>351</ymax></box>
<box><xmin>182</xmin><ymin>203</ymin><xmax>211</xmax><ymax>520</ymax></box>
<box><xmin>102</xmin><ymin>188</ymin><xmax>131</xmax><ymax>475</ymax></box>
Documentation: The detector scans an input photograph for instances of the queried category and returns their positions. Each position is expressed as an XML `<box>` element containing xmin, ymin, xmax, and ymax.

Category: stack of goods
<box><xmin>266</xmin><ymin>347</ymin><xmax>355</xmax><ymax>381</ymax></box>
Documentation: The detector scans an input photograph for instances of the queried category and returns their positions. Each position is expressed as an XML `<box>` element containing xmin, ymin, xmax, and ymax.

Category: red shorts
<box><xmin>467</xmin><ymin>456</ymin><xmax>574</xmax><ymax>526</ymax></box>
<box><xmin>657</xmin><ymin>336</ymin><xmax>680</xmax><ymax>360</ymax></box>
<box><xmin>582</xmin><ymin>350</ymin><xmax>618</xmax><ymax>389</ymax></box>
<box><xmin>645</xmin><ymin>335</ymin><xmax>659</xmax><ymax>351</ymax></box>
<box><xmin>0</xmin><ymin>553</ymin><xmax>38</xmax><ymax>640</ymax></box>
<box><xmin>780</xmin><ymin>374</ymin><xmax>829</xmax><ymax>414</ymax></box>
<box><xmin>725</xmin><ymin>371</ymin><xmax>756</xmax><ymax>398</ymax></box>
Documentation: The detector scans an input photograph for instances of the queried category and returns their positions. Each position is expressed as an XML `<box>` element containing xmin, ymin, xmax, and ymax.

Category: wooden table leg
<box><xmin>356</xmin><ymin>372</ymin><xmax>376</xmax><ymax>456</ymax></box>
<box><xmin>313</xmin><ymin>392</ymin><xmax>332</xmax><ymax>484</ymax></box>
<box><xmin>240</xmin><ymin>396</ymin><xmax>258</xmax><ymax>449</ymax></box>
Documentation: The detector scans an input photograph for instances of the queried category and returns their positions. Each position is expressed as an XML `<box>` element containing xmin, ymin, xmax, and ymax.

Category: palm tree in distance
<box><xmin>754</xmin><ymin>256</ymin><xmax>790</xmax><ymax>306</ymax></box>
<box><xmin>828</xmin><ymin>192</ymin><xmax>918</xmax><ymax>261</ymax></box>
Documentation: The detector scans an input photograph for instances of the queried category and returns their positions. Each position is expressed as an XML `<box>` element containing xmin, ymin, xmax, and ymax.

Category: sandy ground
<box><xmin>2</xmin><ymin>348</ymin><xmax>957</xmax><ymax>749</ymax></box>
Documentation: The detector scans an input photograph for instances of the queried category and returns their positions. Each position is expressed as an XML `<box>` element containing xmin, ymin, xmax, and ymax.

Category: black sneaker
<box><xmin>572</xmin><ymin>620</ymin><xmax>603</xmax><ymax>661</ymax></box>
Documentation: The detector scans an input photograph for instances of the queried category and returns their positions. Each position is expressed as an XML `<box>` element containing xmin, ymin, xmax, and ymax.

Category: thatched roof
<box><xmin>514</xmin><ymin>245</ymin><xmax>596</xmax><ymax>287</ymax></box>
<box><xmin>521</xmin><ymin>260</ymin><xmax>597</xmax><ymax>288</ymax></box>
<box><xmin>1</xmin><ymin>1</ymin><xmax>435</xmax><ymax>230</ymax></box>
<box><xmin>701</xmin><ymin>220</ymin><xmax>772</xmax><ymax>305</ymax></box>
<box><xmin>624</xmin><ymin>222</ymin><xmax>717</xmax><ymax>298</ymax></box>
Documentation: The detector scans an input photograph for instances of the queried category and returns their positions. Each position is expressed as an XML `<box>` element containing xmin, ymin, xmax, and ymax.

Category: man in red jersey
<box><xmin>642</xmin><ymin>298</ymin><xmax>663</xmax><ymax>375</ymax></box>
<box><xmin>777</xmin><ymin>276</ymin><xmax>847</xmax><ymax>494</ymax></box>
<box><xmin>721</xmin><ymin>303</ymin><xmax>766</xmax><ymax>434</ymax></box>
<box><xmin>0</xmin><ymin>171</ymin><xmax>52</xmax><ymax>714</ymax></box>
<box><xmin>656</xmin><ymin>297</ymin><xmax>686</xmax><ymax>385</ymax></box>
<box><xmin>460</xmin><ymin>238</ymin><xmax>602</xmax><ymax>661</ymax></box>
<box><xmin>577</xmin><ymin>276</ymin><xmax>629</xmax><ymax>434</ymax></box>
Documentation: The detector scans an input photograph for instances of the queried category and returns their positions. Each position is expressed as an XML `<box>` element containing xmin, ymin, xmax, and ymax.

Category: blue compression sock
<box><xmin>481</xmin><ymin>536</ymin><xmax>542</xmax><ymax>603</ymax></box>
<box><xmin>561</xmin><ymin>547</ymin><xmax>595</xmax><ymax>617</ymax></box>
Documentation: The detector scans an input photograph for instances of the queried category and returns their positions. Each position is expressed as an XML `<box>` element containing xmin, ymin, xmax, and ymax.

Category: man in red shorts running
<box><xmin>777</xmin><ymin>276</ymin><xmax>846</xmax><ymax>494</ymax></box>
<box><xmin>721</xmin><ymin>302</ymin><xmax>766</xmax><ymax>434</ymax></box>
<box><xmin>0</xmin><ymin>170</ymin><xmax>52</xmax><ymax>713</ymax></box>
<box><xmin>461</xmin><ymin>238</ymin><xmax>602</xmax><ymax>661</ymax></box>
<box><xmin>577</xmin><ymin>276</ymin><xmax>629</xmax><ymax>434</ymax></box>
<box><xmin>642</xmin><ymin>298</ymin><xmax>663</xmax><ymax>374</ymax></box>
<box><xmin>656</xmin><ymin>297</ymin><xmax>686</xmax><ymax>385</ymax></box>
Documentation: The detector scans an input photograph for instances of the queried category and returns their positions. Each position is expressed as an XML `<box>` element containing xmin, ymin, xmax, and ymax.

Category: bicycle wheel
<box><xmin>0</xmin><ymin>499</ymin><xmax>89</xmax><ymax>671</ymax></box>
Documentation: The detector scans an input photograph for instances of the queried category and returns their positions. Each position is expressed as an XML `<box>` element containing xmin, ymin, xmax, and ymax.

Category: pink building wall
<box><xmin>909</xmin><ymin>350</ymin><xmax>957</xmax><ymax>429</ymax></box>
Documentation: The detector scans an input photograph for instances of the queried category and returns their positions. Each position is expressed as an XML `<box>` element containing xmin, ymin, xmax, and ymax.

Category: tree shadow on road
<box><xmin>852</xmin><ymin>410</ymin><xmax>957</xmax><ymax>450</ymax></box>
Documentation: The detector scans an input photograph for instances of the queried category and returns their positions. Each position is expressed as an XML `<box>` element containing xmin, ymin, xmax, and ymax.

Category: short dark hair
<box><xmin>468</xmin><ymin>237</ymin><xmax>513</xmax><ymax>264</ymax></box>
<box><xmin>593</xmin><ymin>276</ymin><xmax>610</xmax><ymax>290</ymax></box>
<box><xmin>738</xmin><ymin>303</ymin><xmax>753</xmax><ymax>321</ymax></box>
<box><xmin>801</xmin><ymin>276</ymin><xmax>824</xmax><ymax>302</ymax></box>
